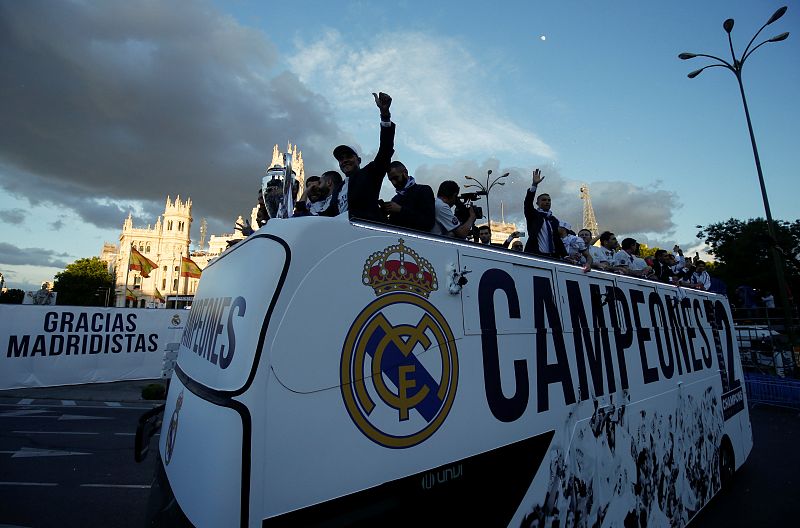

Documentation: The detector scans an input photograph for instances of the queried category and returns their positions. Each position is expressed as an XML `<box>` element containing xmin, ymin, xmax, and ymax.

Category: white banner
<box><xmin>0</xmin><ymin>306</ymin><xmax>187</xmax><ymax>390</ymax></box>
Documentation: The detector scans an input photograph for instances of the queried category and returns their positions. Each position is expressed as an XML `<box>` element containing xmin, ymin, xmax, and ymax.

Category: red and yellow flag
<box><xmin>129</xmin><ymin>246</ymin><xmax>157</xmax><ymax>278</ymax></box>
<box><xmin>125</xmin><ymin>288</ymin><xmax>137</xmax><ymax>301</ymax></box>
<box><xmin>180</xmin><ymin>256</ymin><xmax>202</xmax><ymax>278</ymax></box>
<box><xmin>154</xmin><ymin>288</ymin><xmax>165</xmax><ymax>301</ymax></box>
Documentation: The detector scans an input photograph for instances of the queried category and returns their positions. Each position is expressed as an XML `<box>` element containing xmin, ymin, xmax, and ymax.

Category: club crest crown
<box><xmin>362</xmin><ymin>239</ymin><xmax>437</xmax><ymax>297</ymax></box>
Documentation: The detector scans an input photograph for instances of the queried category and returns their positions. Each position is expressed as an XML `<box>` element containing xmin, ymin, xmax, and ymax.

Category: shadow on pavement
<box><xmin>0</xmin><ymin>378</ymin><xmax>166</xmax><ymax>403</ymax></box>
<box><xmin>690</xmin><ymin>404</ymin><xmax>800</xmax><ymax>526</ymax></box>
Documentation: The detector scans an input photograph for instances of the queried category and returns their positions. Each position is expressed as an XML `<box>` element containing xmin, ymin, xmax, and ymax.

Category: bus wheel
<box><xmin>719</xmin><ymin>438</ymin><xmax>735</xmax><ymax>490</ymax></box>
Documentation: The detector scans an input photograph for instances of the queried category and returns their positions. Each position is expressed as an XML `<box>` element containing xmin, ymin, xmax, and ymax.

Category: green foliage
<box><xmin>141</xmin><ymin>383</ymin><xmax>166</xmax><ymax>400</ymax></box>
<box><xmin>53</xmin><ymin>257</ymin><xmax>115</xmax><ymax>306</ymax></box>
<box><xmin>696</xmin><ymin>217</ymin><xmax>800</xmax><ymax>298</ymax></box>
<box><xmin>0</xmin><ymin>288</ymin><xmax>25</xmax><ymax>304</ymax></box>
<box><xmin>637</xmin><ymin>243</ymin><xmax>658</xmax><ymax>260</ymax></box>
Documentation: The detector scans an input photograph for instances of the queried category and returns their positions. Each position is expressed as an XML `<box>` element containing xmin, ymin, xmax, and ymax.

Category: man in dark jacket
<box><xmin>333</xmin><ymin>92</ymin><xmax>395</xmax><ymax>222</ymax></box>
<box><xmin>523</xmin><ymin>168</ymin><xmax>566</xmax><ymax>258</ymax></box>
<box><xmin>381</xmin><ymin>161</ymin><xmax>435</xmax><ymax>231</ymax></box>
<box><xmin>652</xmin><ymin>249</ymin><xmax>676</xmax><ymax>283</ymax></box>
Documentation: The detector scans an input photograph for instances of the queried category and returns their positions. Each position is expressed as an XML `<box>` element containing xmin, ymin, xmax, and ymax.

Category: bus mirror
<box><xmin>134</xmin><ymin>404</ymin><xmax>165</xmax><ymax>463</ymax></box>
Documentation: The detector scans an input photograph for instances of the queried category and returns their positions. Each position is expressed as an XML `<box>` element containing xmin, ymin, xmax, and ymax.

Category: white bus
<box><xmin>138</xmin><ymin>216</ymin><xmax>752</xmax><ymax>527</ymax></box>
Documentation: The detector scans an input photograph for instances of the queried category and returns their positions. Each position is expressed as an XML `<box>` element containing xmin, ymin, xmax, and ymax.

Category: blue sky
<box><xmin>1</xmin><ymin>0</ymin><xmax>797</xmax><ymax>291</ymax></box>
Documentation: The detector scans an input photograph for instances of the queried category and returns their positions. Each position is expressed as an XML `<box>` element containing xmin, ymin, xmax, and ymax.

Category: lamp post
<box><xmin>464</xmin><ymin>169</ymin><xmax>509</xmax><ymax>230</ymax></box>
<box><xmin>680</xmin><ymin>5</ymin><xmax>794</xmax><ymax>339</ymax></box>
<box><xmin>95</xmin><ymin>287</ymin><xmax>111</xmax><ymax>307</ymax></box>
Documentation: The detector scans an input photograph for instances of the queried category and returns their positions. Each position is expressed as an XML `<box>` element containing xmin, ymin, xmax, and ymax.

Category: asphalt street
<box><xmin>689</xmin><ymin>403</ymin><xmax>800</xmax><ymax>526</ymax></box>
<box><xmin>0</xmin><ymin>395</ymin><xmax>161</xmax><ymax>528</ymax></box>
<box><xmin>0</xmin><ymin>383</ymin><xmax>797</xmax><ymax>527</ymax></box>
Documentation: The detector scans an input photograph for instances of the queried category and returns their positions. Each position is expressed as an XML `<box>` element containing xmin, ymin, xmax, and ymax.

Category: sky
<box><xmin>1</xmin><ymin>0</ymin><xmax>798</xmax><ymax>291</ymax></box>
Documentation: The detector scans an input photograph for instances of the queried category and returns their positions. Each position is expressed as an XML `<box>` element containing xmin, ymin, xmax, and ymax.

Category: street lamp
<box><xmin>95</xmin><ymin>287</ymin><xmax>111</xmax><ymax>307</ymax></box>
<box><xmin>679</xmin><ymin>5</ymin><xmax>794</xmax><ymax>338</ymax></box>
<box><xmin>464</xmin><ymin>169</ymin><xmax>510</xmax><ymax>230</ymax></box>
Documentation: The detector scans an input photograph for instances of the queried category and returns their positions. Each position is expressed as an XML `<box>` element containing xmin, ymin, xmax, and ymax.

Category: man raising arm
<box><xmin>333</xmin><ymin>92</ymin><xmax>395</xmax><ymax>222</ymax></box>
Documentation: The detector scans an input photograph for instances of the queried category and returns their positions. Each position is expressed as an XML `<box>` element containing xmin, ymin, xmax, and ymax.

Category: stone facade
<box><xmin>106</xmin><ymin>143</ymin><xmax>302</xmax><ymax>307</ymax></box>
<box><xmin>112</xmin><ymin>195</ymin><xmax>195</xmax><ymax>307</ymax></box>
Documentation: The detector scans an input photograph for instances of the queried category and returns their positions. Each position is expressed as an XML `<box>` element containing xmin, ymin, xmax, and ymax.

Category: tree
<box><xmin>0</xmin><ymin>288</ymin><xmax>25</xmax><ymax>304</ymax></box>
<box><xmin>53</xmin><ymin>257</ymin><xmax>115</xmax><ymax>306</ymax></box>
<box><xmin>637</xmin><ymin>243</ymin><xmax>659</xmax><ymax>260</ymax></box>
<box><xmin>696</xmin><ymin>218</ymin><xmax>800</xmax><ymax>301</ymax></box>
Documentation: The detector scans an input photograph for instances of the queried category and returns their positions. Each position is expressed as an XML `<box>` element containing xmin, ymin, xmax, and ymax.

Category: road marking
<box><xmin>0</xmin><ymin>409</ymin><xmax>54</xmax><ymax>417</ymax></box>
<box><xmin>0</xmin><ymin>402</ymin><xmax>156</xmax><ymax>411</ymax></box>
<box><xmin>80</xmin><ymin>483</ymin><xmax>151</xmax><ymax>489</ymax></box>
<box><xmin>8</xmin><ymin>447</ymin><xmax>91</xmax><ymax>458</ymax></box>
<box><xmin>13</xmin><ymin>430</ymin><xmax>99</xmax><ymax>435</ymax></box>
<box><xmin>0</xmin><ymin>481</ymin><xmax>58</xmax><ymax>486</ymax></box>
<box><xmin>17</xmin><ymin>399</ymin><xmax>34</xmax><ymax>405</ymax></box>
<box><xmin>104</xmin><ymin>402</ymin><xmax>122</xmax><ymax>407</ymax></box>
<box><xmin>58</xmin><ymin>414</ymin><xmax>113</xmax><ymax>421</ymax></box>
<box><xmin>62</xmin><ymin>400</ymin><xmax>77</xmax><ymax>406</ymax></box>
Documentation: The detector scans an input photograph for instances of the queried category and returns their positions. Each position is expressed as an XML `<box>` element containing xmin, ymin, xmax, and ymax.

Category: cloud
<box><xmin>0</xmin><ymin>1</ymin><xmax>344</xmax><ymax>229</ymax></box>
<box><xmin>289</xmin><ymin>31</ymin><xmax>554</xmax><ymax>161</ymax></box>
<box><xmin>0</xmin><ymin>242</ymin><xmax>71</xmax><ymax>268</ymax></box>
<box><xmin>0</xmin><ymin>208</ymin><xmax>26</xmax><ymax>224</ymax></box>
<box><xmin>414</xmin><ymin>160</ymin><xmax>681</xmax><ymax>237</ymax></box>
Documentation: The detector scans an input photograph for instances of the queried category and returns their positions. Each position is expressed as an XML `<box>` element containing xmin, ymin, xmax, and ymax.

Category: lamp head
<box><xmin>678</xmin><ymin>52</ymin><xmax>697</xmax><ymax>60</ymax></box>
<box><xmin>769</xmin><ymin>32</ymin><xmax>789</xmax><ymax>42</ymax></box>
<box><xmin>767</xmin><ymin>6</ymin><xmax>788</xmax><ymax>25</ymax></box>
<box><xmin>723</xmin><ymin>18</ymin><xmax>734</xmax><ymax>33</ymax></box>
<box><xmin>687</xmin><ymin>68</ymin><xmax>704</xmax><ymax>79</ymax></box>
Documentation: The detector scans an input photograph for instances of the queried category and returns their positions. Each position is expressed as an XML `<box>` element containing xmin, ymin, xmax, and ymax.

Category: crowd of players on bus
<box><xmin>245</xmin><ymin>92</ymin><xmax>712</xmax><ymax>291</ymax></box>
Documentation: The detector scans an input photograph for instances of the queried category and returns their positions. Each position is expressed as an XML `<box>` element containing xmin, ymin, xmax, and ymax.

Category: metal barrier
<box><xmin>745</xmin><ymin>373</ymin><xmax>800</xmax><ymax>409</ymax></box>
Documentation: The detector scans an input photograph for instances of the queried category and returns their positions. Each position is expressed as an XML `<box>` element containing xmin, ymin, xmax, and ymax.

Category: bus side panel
<box><xmin>159</xmin><ymin>374</ymin><xmax>244</xmax><ymax>528</ymax></box>
<box><xmin>715</xmin><ymin>297</ymin><xmax>753</xmax><ymax>470</ymax></box>
<box><xmin>249</xmin><ymin>229</ymin><xmax>751</xmax><ymax>527</ymax></box>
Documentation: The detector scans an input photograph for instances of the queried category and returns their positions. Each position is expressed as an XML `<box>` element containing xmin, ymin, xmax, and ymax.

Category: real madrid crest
<box><xmin>340</xmin><ymin>240</ymin><xmax>458</xmax><ymax>448</ymax></box>
<box><xmin>164</xmin><ymin>390</ymin><xmax>183</xmax><ymax>465</ymax></box>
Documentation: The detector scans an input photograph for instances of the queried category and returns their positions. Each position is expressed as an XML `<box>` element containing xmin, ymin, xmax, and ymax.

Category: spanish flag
<box><xmin>154</xmin><ymin>288</ymin><xmax>165</xmax><ymax>301</ymax></box>
<box><xmin>125</xmin><ymin>288</ymin><xmax>137</xmax><ymax>301</ymax></box>
<box><xmin>180</xmin><ymin>256</ymin><xmax>202</xmax><ymax>278</ymax></box>
<box><xmin>129</xmin><ymin>246</ymin><xmax>157</xmax><ymax>278</ymax></box>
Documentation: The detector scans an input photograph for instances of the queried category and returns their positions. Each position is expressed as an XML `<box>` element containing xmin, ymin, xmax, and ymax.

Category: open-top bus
<box><xmin>139</xmin><ymin>215</ymin><xmax>752</xmax><ymax>527</ymax></box>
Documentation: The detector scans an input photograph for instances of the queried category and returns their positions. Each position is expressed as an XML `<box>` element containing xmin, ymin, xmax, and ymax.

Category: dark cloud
<box><xmin>0</xmin><ymin>0</ymin><xmax>343</xmax><ymax>229</ymax></box>
<box><xmin>0</xmin><ymin>242</ymin><xmax>71</xmax><ymax>268</ymax></box>
<box><xmin>415</xmin><ymin>160</ymin><xmax>681</xmax><ymax>237</ymax></box>
<box><xmin>0</xmin><ymin>208</ymin><xmax>26</xmax><ymax>224</ymax></box>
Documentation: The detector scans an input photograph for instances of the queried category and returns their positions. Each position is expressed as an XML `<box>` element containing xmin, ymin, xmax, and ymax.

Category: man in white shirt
<box><xmin>613</xmin><ymin>238</ymin><xmax>653</xmax><ymax>277</ymax></box>
<box><xmin>431</xmin><ymin>180</ymin><xmax>477</xmax><ymax>238</ymax></box>
<box><xmin>558</xmin><ymin>221</ymin><xmax>592</xmax><ymax>272</ymax></box>
<box><xmin>589</xmin><ymin>231</ymin><xmax>620</xmax><ymax>272</ymax></box>
<box><xmin>690</xmin><ymin>261</ymin><xmax>711</xmax><ymax>291</ymax></box>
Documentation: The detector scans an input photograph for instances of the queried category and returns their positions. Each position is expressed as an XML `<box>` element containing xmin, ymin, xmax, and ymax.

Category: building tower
<box><xmin>114</xmin><ymin>195</ymin><xmax>194</xmax><ymax>307</ymax></box>
<box><xmin>268</xmin><ymin>142</ymin><xmax>306</xmax><ymax>200</ymax></box>
<box><xmin>160</xmin><ymin>195</ymin><xmax>193</xmax><ymax>297</ymax></box>
<box><xmin>580</xmin><ymin>184</ymin><xmax>599</xmax><ymax>238</ymax></box>
<box><xmin>198</xmin><ymin>217</ymin><xmax>208</xmax><ymax>251</ymax></box>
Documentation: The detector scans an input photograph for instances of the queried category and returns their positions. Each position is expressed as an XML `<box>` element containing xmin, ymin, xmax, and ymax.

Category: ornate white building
<box><xmin>111</xmin><ymin>196</ymin><xmax>196</xmax><ymax>307</ymax></box>
<box><xmin>105</xmin><ymin>143</ymin><xmax>303</xmax><ymax>307</ymax></box>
